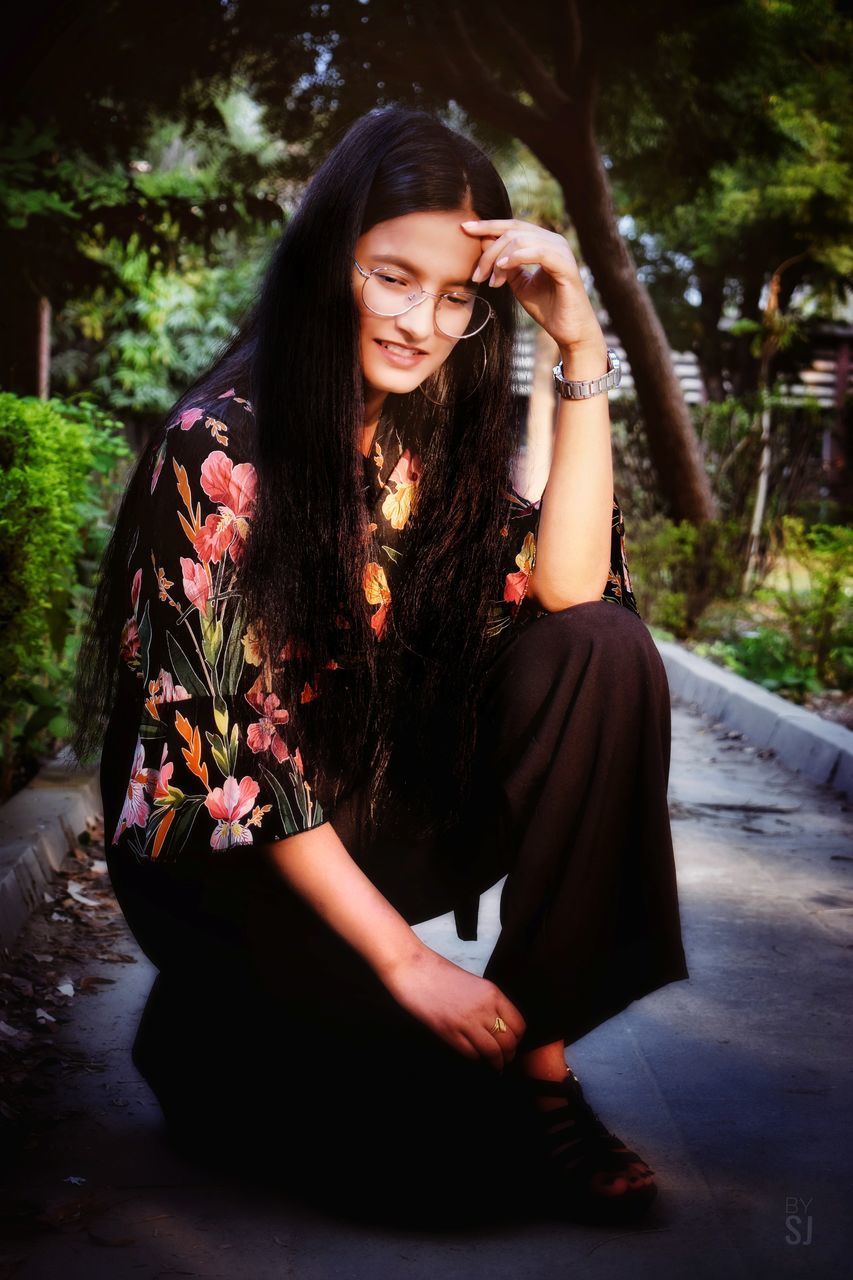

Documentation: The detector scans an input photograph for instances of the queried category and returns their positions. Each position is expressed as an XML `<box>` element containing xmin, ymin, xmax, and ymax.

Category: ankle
<box><xmin>518</xmin><ymin>1043</ymin><xmax>570</xmax><ymax>1082</ymax></box>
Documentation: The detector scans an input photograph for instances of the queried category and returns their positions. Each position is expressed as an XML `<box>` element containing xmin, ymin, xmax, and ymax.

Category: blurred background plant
<box><xmin>0</xmin><ymin>393</ymin><xmax>131</xmax><ymax>797</ymax></box>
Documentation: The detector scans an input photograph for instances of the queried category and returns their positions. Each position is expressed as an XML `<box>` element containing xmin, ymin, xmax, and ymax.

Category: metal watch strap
<box><xmin>552</xmin><ymin>347</ymin><xmax>622</xmax><ymax>400</ymax></box>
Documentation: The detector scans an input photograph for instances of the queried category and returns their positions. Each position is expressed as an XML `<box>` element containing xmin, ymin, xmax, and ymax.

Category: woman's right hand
<box><xmin>382</xmin><ymin>945</ymin><xmax>526</xmax><ymax>1072</ymax></box>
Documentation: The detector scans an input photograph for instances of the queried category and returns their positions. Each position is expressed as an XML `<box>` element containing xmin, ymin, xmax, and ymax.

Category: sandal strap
<box><xmin>522</xmin><ymin>1070</ymin><xmax>655</xmax><ymax>1185</ymax></box>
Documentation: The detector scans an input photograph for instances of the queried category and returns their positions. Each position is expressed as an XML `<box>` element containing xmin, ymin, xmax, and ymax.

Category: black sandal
<box><xmin>517</xmin><ymin>1067</ymin><xmax>658</xmax><ymax>1223</ymax></box>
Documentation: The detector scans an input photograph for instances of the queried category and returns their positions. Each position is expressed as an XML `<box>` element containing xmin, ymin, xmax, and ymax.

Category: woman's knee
<box><xmin>536</xmin><ymin>599</ymin><xmax>657</xmax><ymax>669</ymax></box>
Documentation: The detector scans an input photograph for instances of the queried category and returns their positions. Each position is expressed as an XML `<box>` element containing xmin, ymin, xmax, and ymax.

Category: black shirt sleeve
<box><xmin>110</xmin><ymin>389</ymin><xmax>332</xmax><ymax>864</ymax></box>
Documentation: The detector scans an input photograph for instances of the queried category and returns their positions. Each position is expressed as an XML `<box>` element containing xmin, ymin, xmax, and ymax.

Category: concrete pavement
<box><xmin>2</xmin><ymin>699</ymin><xmax>851</xmax><ymax>1279</ymax></box>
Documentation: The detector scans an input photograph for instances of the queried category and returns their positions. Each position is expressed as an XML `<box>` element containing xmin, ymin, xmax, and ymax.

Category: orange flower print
<box><xmin>363</xmin><ymin>561</ymin><xmax>391</xmax><ymax>637</ymax></box>
<box><xmin>194</xmin><ymin>450</ymin><xmax>258</xmax><ymax>564</ymax></box>
<box><xmin>619</xmin><ymin>530</ymin><xmax>634</xmax><ymax>594</ymax></box>
<box><xmin>503</xmin><ymin>531</ymin><xmax>536</xmax><ymax>606</ymax></box>
<box><xmin>156</xmin><ymin>565</ymin><xmax>174</xmax><ymax>601</ymax></box>
<box><xmin>381</xmin><ymin>448</ymin><xmax>421</xmax><ymax>530</ymax></box>
<box><xmin>242</xmin><ymin>624</ymin><xmax>263</xmax><ymax>666</ymax></box>
<box><xmin>145</xmin><ymin>669</ymin><xmax>191</xmax><ymax>720</ymax></box>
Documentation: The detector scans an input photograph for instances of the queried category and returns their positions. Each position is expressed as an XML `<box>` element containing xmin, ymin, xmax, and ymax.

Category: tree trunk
<box><xmin>530</xmin><ymin>106</ymin><xmax>717</xmax><ymax>523</ymax></box>
<box><xmin>37</xmin><ymin>295</ymin><xmax>51</xmax><ymax>400</ymax></box>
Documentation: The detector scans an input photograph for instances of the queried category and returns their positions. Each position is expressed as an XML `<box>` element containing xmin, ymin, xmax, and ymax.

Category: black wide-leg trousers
<box><xmin>238</xmin><ymin>599</ymin><xmax>689</xmax><ymax>1054</ymax></box>
<box><xmin>113</xmin><ymin>603</ymin><xmax>687</xmax><ymax>1135</ymax></box>
<box><xmin>112</xmin><ymin>601</ymin><xmax>688</xmax><ymax>1197</ymax></box>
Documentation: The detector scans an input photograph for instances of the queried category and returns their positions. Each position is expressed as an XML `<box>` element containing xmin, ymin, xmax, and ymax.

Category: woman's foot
<box><xmin>514</xmin><ymin>1063</ymin><xmax>658</xmax><ymax>1221</ymax></box>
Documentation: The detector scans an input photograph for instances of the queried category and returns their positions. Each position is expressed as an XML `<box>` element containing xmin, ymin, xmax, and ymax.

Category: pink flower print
<box><xmin>245</xmin><ymin>676</ymin><xmax>290</xmax><ymax>763</ymax></box>
<box><xmin>159</xmin><ymin>670</ymin><xmax>190</xmax><ymax>703</ymax></box>
<box><xmin>193</xmin><ymin>451</ymin><xmax>258</xmax><ymax>564</ymax></box>
<box><xmin>120</xmin><ymin>568</ymin><xmax>144</xmax><ymax>666</ymax></box>
<box><xmin>151</xmin><ymin>669</ymin><xmax>191</xmax><ymax>705</ymax></box>
<box><xmin>176</xmin><ymin>406</ymin><xmax>204</xmax><ymax>432</ymax></box>
<box><xmin>151</xmin><ymin>444</ymin><xmax>166</xmax><ymax>493</ymax></box>
<box><xmin>200</xmin><ymin>450</ymin><xmax>258</xmax><ymax>512</ymax></box>
<box><xmin>120</xmin><ymin>617</ymin><xmax>140</xmax><ymax>665</ymax></box>
<box><xmin>217</xmin><ymin>388</ymin><xmax>236</xmax><ymax>399</ymax></box>
<box><xmin>180</xmin><ymin>556</ymin><xmax>210</xmax><ymax>613</ymax></box>
<box><xmin>113</xmin><ymin>738</ymin><xmax>151</xmax><ymax>843</ymax></box>
<box><xmin>204</xmin><ymin>775</ymin><xmax>261</xmax><ymax>850</ymax></box>
<box><xmin>150</xmin><ymin>743</ymin><xmax>175</xmax><ymax>804</ymax></box>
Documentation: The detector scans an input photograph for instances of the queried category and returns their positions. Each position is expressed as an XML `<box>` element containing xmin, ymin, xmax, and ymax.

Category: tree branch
<box><xmin>554</xmin><ymin>0</ymin><xmax>583</xmax><ymax>98</ymax></box>
<box><xmin>432</xmin><ymin>7</ymin><xmax>545</xmax><ymax>140</ymax></box>
<box><xmin>487</xmin><ymin>5</ymin><xmax>570</xmax><ymax>118</ymax></box>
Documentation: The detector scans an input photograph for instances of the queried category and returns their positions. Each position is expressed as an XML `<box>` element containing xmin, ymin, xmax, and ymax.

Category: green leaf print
<box><xmin>205</xmin><ymin>730</ymin><xmax>231</xmax><ymax>779</ymax></box>
<box><xmin>259</xmin><ymin>763</ymin><xmax>301</xmax><ymax>836</ymax></box>
<box><xmin>166</xmin><ymin>631</ymin><xmax>208</xmax><ymax>697</ymax></box>
<box><xmin>201</xmin><ymin>614</ymin><xmax>224</xmax><ymax>670</ymax></box>
<box><xmin>137</xmin><ymin>599</ymin><xmax>152</xmax><ymax>686</ymax></box>
<box><xmin>221</xmin><ymin>603</ymin><xmax>246</xmax><ymax>696</ymax></box>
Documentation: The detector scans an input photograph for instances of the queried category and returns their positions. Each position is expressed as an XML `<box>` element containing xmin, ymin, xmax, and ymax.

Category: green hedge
<box><xmin>0</xmin><ymin>391</ymin><xmax>131</xmax><ymax>797</ymax></box>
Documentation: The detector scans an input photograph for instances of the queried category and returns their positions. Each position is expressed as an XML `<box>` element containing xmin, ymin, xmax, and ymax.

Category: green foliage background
<box><xmin>0</xmin><ymin>393</ymin><xmax>131</xmax><ymax>795</ymax></box>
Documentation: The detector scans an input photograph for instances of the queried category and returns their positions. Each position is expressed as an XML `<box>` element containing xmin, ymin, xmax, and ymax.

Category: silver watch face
<box><xmin>607</xmin><ymin>348</ymin><xmax>621</xmax><ymax>374</ymax></box>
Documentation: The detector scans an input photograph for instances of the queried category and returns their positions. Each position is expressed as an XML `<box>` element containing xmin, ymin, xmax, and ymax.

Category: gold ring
<box><xmin>491</xmin><ymin>1015</ymin><xmax>508</xmax><ymax>1035</ymax></box>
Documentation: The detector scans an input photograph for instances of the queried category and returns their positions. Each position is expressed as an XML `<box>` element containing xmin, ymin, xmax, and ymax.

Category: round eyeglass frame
<box><xmin>353</xmin><ymin>258</ymin><xmax>494</xmax><ymax>339</ymax></box>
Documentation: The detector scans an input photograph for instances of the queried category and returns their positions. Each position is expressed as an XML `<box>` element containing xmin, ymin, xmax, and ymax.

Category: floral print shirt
<box><xmin>106</xmin><ymin>386</ymin><xmax>638</xmax><ymax>864</ymax></box>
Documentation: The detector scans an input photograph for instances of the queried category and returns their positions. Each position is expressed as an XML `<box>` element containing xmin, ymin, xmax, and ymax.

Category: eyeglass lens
<box><xmin>362</xmin><ymin>268</ymin><xmax>491</xmax><ymax>338</ymax></box>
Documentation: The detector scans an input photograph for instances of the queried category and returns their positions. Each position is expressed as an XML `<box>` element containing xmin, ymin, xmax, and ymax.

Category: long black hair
<box><xmin>73</xmin><ymin>106</ymin><xmax>519</xmax><ymax>842</ymax></box>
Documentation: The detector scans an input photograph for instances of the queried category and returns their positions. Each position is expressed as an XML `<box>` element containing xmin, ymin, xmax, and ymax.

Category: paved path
<box><xmin>3</xmin><ymin>702</ymin><xmax>851</xmax><ymax>1279</ymax></box>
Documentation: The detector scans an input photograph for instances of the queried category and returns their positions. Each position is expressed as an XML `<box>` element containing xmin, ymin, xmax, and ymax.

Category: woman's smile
<box><xmin>374</xmin><ymin>337</ymin><xmax>428</xmax><ymax>366</ymax></box>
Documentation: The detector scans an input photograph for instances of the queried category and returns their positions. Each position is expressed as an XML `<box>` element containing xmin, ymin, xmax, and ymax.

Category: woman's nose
<box><xmin>394</xmin><ymin>295</ymin><xmax>439</xmax><ymax>344</ymax></box>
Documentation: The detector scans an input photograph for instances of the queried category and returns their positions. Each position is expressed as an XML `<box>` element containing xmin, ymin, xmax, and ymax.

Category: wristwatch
<box><xmin>552</xmin><ymin>347</ymin><xmax>621</xmax><ymax>399</ymax></box>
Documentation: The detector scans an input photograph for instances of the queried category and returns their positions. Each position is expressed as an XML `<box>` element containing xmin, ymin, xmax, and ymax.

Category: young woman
<box><xmin>73</xmin><ymin>106</ymin><xmax>688</xmax><ymax>1224</ymax></box>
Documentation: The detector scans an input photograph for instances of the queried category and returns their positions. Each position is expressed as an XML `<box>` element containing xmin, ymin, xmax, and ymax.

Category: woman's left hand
<box><xmin>460</xmin><ymin>217</ymin><xmax>603</xmax><ymax>353</ymax></box>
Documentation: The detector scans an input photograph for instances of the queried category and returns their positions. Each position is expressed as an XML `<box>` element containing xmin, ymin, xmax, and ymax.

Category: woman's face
<box><xmin>353</xmin><ymin>207</ymin><xmax>485</xmax><ymax>401</ymax></box>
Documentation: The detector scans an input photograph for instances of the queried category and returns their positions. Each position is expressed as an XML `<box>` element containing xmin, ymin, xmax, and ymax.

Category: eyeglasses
<box><xmin>353</xmin><ymin>258</ymin><xmax>494</xmax><ymax>339</ymax></box>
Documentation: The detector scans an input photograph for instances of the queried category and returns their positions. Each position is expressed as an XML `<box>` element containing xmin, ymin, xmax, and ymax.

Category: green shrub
<box><xmin>694</xmin><ymin>630</ymin><xmax>824</xmax><ymax>699</ymax></box>
<box><xmin>691</xmin><ymin>520</ymin><xmax>853</xmax><ymax>701</ymax></box>
<box><xmin>626</xmin><ymin>515</ymin><xmax>745</xmax><ymax>637</ymax></box>
<box><xmin>0</xmin><ymin>391</ymin><xmax>131</xmax><ymax>796</ymax></box>
<box><xmin>763</xmin><ymin>517</ymin><xmax>853</xmax><ymax>689</ymax></box>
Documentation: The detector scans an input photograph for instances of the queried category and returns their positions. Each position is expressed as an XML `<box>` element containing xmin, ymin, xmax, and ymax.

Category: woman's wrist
<box><xmin>367</xmin><ymin>920</ymin><xmax>431</xmax><ymax>985</ymax></box>
<box><xmin>557</xmin><ymin>338</ymin><xmax>610</xmax><ymax>380</ymax></box>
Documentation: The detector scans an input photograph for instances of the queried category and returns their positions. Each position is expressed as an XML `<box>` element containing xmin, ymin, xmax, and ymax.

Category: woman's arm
<box><xmin>261</xmin><ymin>823</ymin><xmax>526</xmax><ymax>1070</ymax></box>
<box><xmin>459</xmin><ymin>217</ymin><xmax>616</xmax><ymax>615</ymax></box>
<box><xmin>262</xmin><ymin>821</ymin><xmax>425</xmax><ymax>978</ymax></box>
<box><xmin>524</xmin><ymin>336</ymin><xmax>614</xmax><ymax>613</ymax></box>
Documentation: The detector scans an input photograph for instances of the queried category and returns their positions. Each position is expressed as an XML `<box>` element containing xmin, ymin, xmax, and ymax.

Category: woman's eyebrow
<box><xmin>369</xmin><ymin>254</ymin><xmax>476</xmax><ymax>288</ymax></box>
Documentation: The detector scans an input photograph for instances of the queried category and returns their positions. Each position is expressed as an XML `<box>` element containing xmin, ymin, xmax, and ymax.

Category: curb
<box><xmin>0</xmin><ymin>748</ymin><xmax>101</xmax><ymax>950</ymax></box>
<box><xmin>657</xmin><ymin>640</ymin><xmax>853</xmax><ymax>802</ymax></box>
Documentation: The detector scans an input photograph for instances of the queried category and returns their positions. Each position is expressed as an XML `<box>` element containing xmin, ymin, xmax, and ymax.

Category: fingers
<box><xmin>496</xmin><ymin>998</ymin><xmax>526</xmax><ymax>1042</ymax></box>
<box><xmin>466</xmin><ymin>1023</ymin><xmax>509</xmax><ymax>1073</ymax></box>
<box><xmin>470</xmin><ymin>232</ymin><xmax>537</xmax><ymax>286</ymax></box>
<box><xmin>465</xmin><ymin>223</ymin><xmax>576</xmax><ymax>291</ymax></box>
<box><xmin>458</xmin><ymin>220</ymin><xmax>517</xmax><ymax>235</ymax></box>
